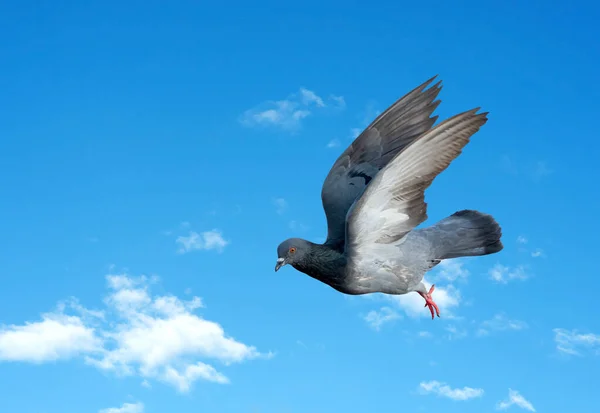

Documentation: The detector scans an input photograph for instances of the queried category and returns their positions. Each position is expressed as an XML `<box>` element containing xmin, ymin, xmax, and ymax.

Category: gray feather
<box><xmin>320</xmin><ymin>76</ymin><xmax>442</xmax><ymax>251</ymax></box>
<box><xmin>417</xmin><ymin>210</ymin><xmax>504</xmax><ymax>259</ymax></box>
<box><xmin>345</xmin><ymin>108</ymin><xmax>489</xmax><ymax>248</ymax></box>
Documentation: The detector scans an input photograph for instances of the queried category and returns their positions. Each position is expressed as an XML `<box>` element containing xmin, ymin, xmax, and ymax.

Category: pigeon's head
<box><xmin>275</xmin><ymin>238</ymin><xmax>311</xmax><ymax>271</ymax></box>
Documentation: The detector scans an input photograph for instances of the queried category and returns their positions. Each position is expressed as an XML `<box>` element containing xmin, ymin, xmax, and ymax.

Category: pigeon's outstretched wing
<box><xmin>321</xmin><ymin>76</ymin><xmax>442</xmax><ymax>251</ymax></box>
<box><xmin>345</xmin><ymin>109</ymin><xmax>488</xmax><ymax>256</ymax></box>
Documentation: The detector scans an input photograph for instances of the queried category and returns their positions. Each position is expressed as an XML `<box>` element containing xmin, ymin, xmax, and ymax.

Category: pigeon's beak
<box><xmin>275</xmin><ymin>258</ymin><xmax>286</xmax><ymax>272</ymax></box>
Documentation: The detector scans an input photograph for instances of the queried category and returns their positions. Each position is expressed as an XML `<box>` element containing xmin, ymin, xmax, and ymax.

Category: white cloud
<box><xmin>477</xmin><ymin>314</ymin><xmax>528</xmax><ymax>337</ymax></box>
<box><xmin>488</xmin><ymin>264</ymin><xmax>529</xmax><ymax>284</ymax></box>
<box><xmin>326</xmin><ymin>139</ymin><xmax>340</xmax><ymax>148</ymax></box>
<box><xmin>419</xmin><ymin>380</ymin><xmax>484</xmax><ymax>401</ymax></box>
<box><xmin>363</xmin><ymin>307</ymin><xmax>401</xmax><ymax>331</ymax></box>
<box><xmin>515</xmin><ymin>235</ymin><xmax>545</xmax><ymax>258</ymax></box>
<box><xmin>389</xmin><ymin>281</ymin><xmax>461</xmax><ymax>319</ymax></box>
<box><xmin>176</xmin><ymin>230</ymin><xmax>228</xmax><ymax>254</ymax></box>
<box><xmin>329</xmin><ymin>95</ymin><xmax>346</xmax><ymax>109</ymax></box>
<box><xmin>1</xmin><ymin>273</ymin><xmax>266</xmax><ymax>393</ymax></box>
<box><xmin>273</xmin><ymin>198</ymin><xmax>288</xmax><ymax>215</ymax></box>
<box><xmin>531</xmin><ymin>248</ymin><xmax>544</xmax><ymax>258</ymax></box>
<box><xmin>496</xmin><ymin>389</ymin><xmax>535</xmax><ymax>411</ymax></box>
<box><xmin>350</xmin><ymin>128</ymin><xmax>361</xmax><ymax>139</ymax></box>
<box><xmin>162</xmin><ymin>362</ymin><xmax>229</xmax><ymax>391</ymax></box>
<box><xmin>99</xmin><ymin>402</ymin><xmax>144</xmax><ymax>413</ymax></box>
<box><xmin>433</xmin><ymin>260</ymin><xmax>470</xmax><ymax>282</ymax></box>
<box><xmin>553</xmin><ymin>328</ymin><xmax>600</xmax><ymax>356</ymax></box>
<box><xmin>531</xmin><ymin>161</ymin><xmax>551</xmax><ymax>182</ymax></box>
<box><xmin>86</xmin><ymin>273</ymin><xmax>265</xmax><ymax>391</ymax></box>
<box><xmin>240</xmin><ymin>88</ymin><xmax>342</xmax><ymax>130</ymax></box>
<box><xmin>240</xmin><ymin>100</ymin><xmax>310</xmax><ymax>129</ymax></box>
<box><xmin>300</xmin><ymin>88</ymin><xmax>325</xmax><ymax>107</ymax></box>
<box><xmin>288</xmin><ymin>220</ymin><xmax>308</xmax><ymax>232</ymax></box>
<box><xmin>0</xmin><ymin>305</ymin><xmax>102</xmax><ymax>363</ymax></box>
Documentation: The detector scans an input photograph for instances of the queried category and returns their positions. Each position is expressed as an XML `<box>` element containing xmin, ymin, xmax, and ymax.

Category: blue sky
<box><xmin>1</xmin><ymin>1</ymin><xmax>599</xmax><ymax>412</ymax></box>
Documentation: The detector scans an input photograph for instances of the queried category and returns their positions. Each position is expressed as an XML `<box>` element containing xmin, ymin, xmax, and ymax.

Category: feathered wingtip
<box><xmin>363</xmin><ymin>74</ymin><xmax>444</xmax><ymax>138</ymax></box>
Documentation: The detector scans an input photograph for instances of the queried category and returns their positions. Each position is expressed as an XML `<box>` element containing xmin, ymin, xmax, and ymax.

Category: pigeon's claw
<box><xmin>418</xmin><ymin>285</ymin><xmax>440</xmax><ymax>320</ymax></box>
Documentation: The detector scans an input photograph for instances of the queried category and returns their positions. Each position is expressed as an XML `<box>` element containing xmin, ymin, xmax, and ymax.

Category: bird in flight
<box><xmin>275</xmin><ymin>76</ymin><xmax>503</xmax><ymax>319</ymax></box>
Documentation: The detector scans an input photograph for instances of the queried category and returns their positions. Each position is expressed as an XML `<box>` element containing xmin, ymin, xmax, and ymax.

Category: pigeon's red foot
<box><xmin>418</xmin><ymin>285</ymin><xmax>440</xmax><ymax>320</ymax></box>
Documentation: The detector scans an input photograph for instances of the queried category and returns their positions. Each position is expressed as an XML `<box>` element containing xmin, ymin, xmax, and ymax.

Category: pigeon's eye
<box><xmin>289</xmin><ymin>247</ymin><xmax>297</xmax><ymax>254</ymax></box>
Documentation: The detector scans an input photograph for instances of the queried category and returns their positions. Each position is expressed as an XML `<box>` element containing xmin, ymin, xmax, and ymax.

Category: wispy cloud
<box><xmin>445</xmin><ymin>325</ymin><xmax>468</xmax><ymax>340</ymax></box>
<box><xmin>288</xmin><ymin>220</ymin><xmax>308</xmax><ymax>232</ymax></box>
<box><xmin>240</xmin><ymin>100</ymin><xmax>310</xmax><ymax>130</ymax></box>
<box><xmin>433</xmin><ymin>260</ymin><xmax>470</xmax><ymax>282</ymax></box>
<box><xmin>0</xmin><ymin>273</ymin><xmax>268</xmax><ymax>392</ymax></box>
<box><xmin>388</xmin><ymin>281</ymin><xmax>461</xmax><ymax>319</ymax></box>
<box><xmin>363</xmin><ymin>307</ymin><xmax>401</xmax><ymax>331</ymax></box>
<box><xmin>300</xmin><ymin>88</ymin><xmax>325</xmax><ymax>107</ymax></box>
<box><xmin>176</xmin><ymin>230</ymin><xmax>228</xmax><ymax>254</ymax></box>
<box><xmin>530</xmin><ymin>248</ymin><xmax>544</xmax><ymax>258</ymax></box>
<box><xmin>488</xmin><ymin>264</ymin><xmax>530</xmax><ymax>284</ymax></box>
<box><xmin>500</xmin><ymin>156</ymin><xmax>551</xmax><ymax>182</ymax></box>
<box><xmin>273</xmin><ymin>198</ymin><xmax>288</xmax><ymax>215</ymax></box>
<box><xmin>240</xmin><ymin>88</ymin><xmax>343</xmax><ymax>130</ymax></box>
<box><xmin>531</xmin><ymin>161</ymin><xmax>552</xmax><ymax>182</ymax></box>
<box><xmin>496</xmin><ymin>389</ymin><xmax>535</xmax><ymax>411</ymax></box>
<box><xmin>418</xmin><ymin>380</ymin><xmax>484</xmax><ymax>401</ymax></box>
<box><xmin>516</xmin><ymin>235</ymin><xmax>545</xmax><ymax>258</ymax></box>
<box><xmin>477</xmin><ymin>314</ymin><xmax>528</xmax><ymax>337</ymax></box>
<box><xmin>553</xmin><ymin>328</ymin><xmax>600</xmax><ymax>356</ymax></box>
<box><xmin>326</xmin><ymin>139</ymin><xmax>341</xmax><ymax>148</ymax></box>
<box><xmin>99</xmin><ymin>402</ymin><xmax>144</xmax><ymax>413</ymax></box>
<box><xmin>329</xmin><ymin>95</ymin><xmax>346</xmax><ymax>109</ymax></box>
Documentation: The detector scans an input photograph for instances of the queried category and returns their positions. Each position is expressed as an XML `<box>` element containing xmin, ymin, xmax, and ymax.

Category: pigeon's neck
<box><xmin>292</xmin><ymin>242</ymin><xmax>347</xmax><ymax>287</ymax></box>
<box><xmin>323</xmin><ymin>237</ymin><xmax>345</xmax><ymax>253</ymax></box>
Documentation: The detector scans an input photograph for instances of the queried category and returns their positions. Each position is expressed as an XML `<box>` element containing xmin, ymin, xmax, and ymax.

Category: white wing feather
<box><xmin>346</xmin><ymin>108</ymin><xmax>488</xmax><ymax>254</ymax></box>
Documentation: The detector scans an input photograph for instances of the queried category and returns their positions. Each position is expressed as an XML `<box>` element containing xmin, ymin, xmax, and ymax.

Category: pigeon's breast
<box><xmin>344</xmin><ymin>244</ymin><xmax>426</xmax><ymax>295</ymax></box>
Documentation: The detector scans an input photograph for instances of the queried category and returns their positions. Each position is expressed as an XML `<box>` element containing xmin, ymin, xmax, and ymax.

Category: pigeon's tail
<box><xmin>431</xmin><ymin>210</ymin><xmax>503</xmax><ymax>259</ymax></box>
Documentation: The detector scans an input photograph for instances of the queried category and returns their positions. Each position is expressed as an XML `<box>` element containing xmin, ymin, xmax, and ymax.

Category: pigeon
<box><xmin>275</xmin><ymin>76</ymin><xmax>503</xmax><ymax>319</ymax></box>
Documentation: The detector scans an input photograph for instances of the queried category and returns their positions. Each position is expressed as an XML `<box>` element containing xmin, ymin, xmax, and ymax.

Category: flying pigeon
<box><xmin>275</xmin><ymin>76</ymin><xmax>503</xmax><ymax>319</ymax></box>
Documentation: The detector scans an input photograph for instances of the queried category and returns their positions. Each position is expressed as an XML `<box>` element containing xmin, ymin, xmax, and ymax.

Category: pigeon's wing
<box><xmin>320</xmin><ymin>76</ymin><xmax>442</xmax><ymax>251</ymax></box>
<box><xmin>345</xmin><ymin>109</ymin><xmax>488</xmax><ymax>256</ymax></box>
